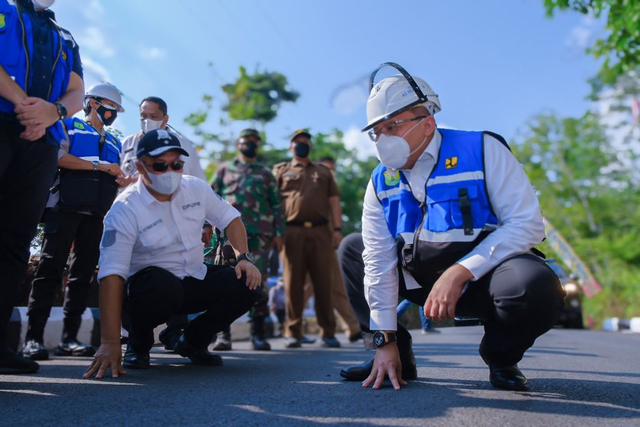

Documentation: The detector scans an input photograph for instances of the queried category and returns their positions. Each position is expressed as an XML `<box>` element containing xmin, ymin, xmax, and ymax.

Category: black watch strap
<box><xmin>55</xmin><ymin>103</ymin><xmax>67</xmax><ymax>120</ymax></box>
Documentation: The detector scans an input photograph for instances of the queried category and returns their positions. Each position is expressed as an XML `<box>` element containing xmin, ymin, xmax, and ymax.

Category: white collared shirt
<box><xmin>98</xmin><ymin>175</ymin><xmax>240</xmax><ymax>281</ymax></box>
<box><xmin>362</xmin><ymin>129</ymin><xmax>545</xmax><ymax>331</ymax></box>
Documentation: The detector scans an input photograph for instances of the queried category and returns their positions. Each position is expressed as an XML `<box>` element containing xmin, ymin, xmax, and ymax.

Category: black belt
<box><xmin>286</xmin><ymin>220</ymin><xmax>328</xmax><ymax>228</ymax></box>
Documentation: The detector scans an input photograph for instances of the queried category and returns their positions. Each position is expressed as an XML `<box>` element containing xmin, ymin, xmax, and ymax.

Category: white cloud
<box><xmin>566</xmin><ymin>26</ymin><xmax>591</xmax><ymax>50</ymax></box>
<box><xmin>343</xmin><ymin>125</ymin><xmax>377</xmax><ymax>160</ymax></box>
<box><xmin>139</xmin><ymin>47</ymin><xmax>168</xmax><ymax>60</ymax></box>
<box><xmin>76</xmin><ymin>27</ymin><xmax>116</xmax><ymax>58</ymax></box>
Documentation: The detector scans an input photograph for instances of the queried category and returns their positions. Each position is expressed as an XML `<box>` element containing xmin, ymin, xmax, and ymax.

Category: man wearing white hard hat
<box><xmin>23</xmin><ymin>83</ymin><xmax>126</xmax><ymax>362</ymax></box>
<box><xmin>338</xmin><ymin>63</ymin><xmax>564</xmax><ymax>391</ymax></box>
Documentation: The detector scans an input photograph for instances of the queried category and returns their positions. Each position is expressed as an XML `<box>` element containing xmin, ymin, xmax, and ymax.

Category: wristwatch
<box><xmin>237</xmin><ymin>252</ymin><xmax>255</xmax><ymax>263</ymax></box>
<box><xmin>372</xmin><ymin>331</ymin><xmax>397</xmax><ymax>348</ymax></box>
<box><xmin>92</xmin><ymin>160</ymin><xmax>99</xmax><ymax>172</ymax></box>
<box><xmin>55</xmin><ymin>102</ymin><xmax>67</xmax><ymax>120</ymax></box>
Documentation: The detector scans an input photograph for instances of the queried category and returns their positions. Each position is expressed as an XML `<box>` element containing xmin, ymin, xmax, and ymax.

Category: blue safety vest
<box><xmin>372</xmin><ymin>129</ymin><xmax>499</xmax><ymax>286</ymax></box>
<box><xmin>0</xmin><ymin>0</ymin><xmax>76</xmax><ymax>143</ymax></box>
<box><xmin>57</xmin><ymin>118</ymin><xmax>122</xmax><ymax>216</ymax></box>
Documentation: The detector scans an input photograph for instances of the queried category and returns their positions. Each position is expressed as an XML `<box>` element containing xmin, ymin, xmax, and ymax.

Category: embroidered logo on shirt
<box><xmin>445</xmin><ymin>157</ymin><xmax>458</xmax><ymax>169</ymax></box>
<box><xmin>61</xmin><ymin>50</ymin><xmax>67</xmax><ymax>61</ymax></box>
<box><xmin>311</xmin><ymin>171</ymin><xmax>319</xmax><ymax>183</ymax></box>
<box><xmin>0</xmin><ymin>14</ymin><xmax>6</xmax><ymax>29</ymax></box>
<box><xmin>182</xmin><ymin>201</ymin><xmax>201</xmax><ymax>211</ymax></box>
<box><xmin>74</xmin><ymin>121</ymin><xmax>85</xmax><ymax>130</ymax></box>
<box><xmin>383</xmin><ymin>170</ymin><xmax>401</xmax><ymax>187</ymax></box>
<box><xmin>140</xmin><ymin>218</ymin><xmax>163</xmax><ymax>234</ymax></box>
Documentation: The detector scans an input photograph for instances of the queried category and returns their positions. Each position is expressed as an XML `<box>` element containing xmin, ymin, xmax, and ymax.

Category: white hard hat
<box><xmin>85</xmin><ymin>83</ymin><xmax>125</xmax><ymax>112</ymax></box>
<box><xmin>363</xmin><ymin>64</ymin><xmax>440</xmax><ymax>131</ymax></box>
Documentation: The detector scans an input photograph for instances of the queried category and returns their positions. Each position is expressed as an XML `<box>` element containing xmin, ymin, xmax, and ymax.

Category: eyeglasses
<box><xmin>146</xmin><ymin>160</ymin><xmax>185</xmax><ymax>173</ymax></box>
<box><xmin>368</xmin><ymin>116</ymin><xmax>427</xmax><ymax>142</ymax></box>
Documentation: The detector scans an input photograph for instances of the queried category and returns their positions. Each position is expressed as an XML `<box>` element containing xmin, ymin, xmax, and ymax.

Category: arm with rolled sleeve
<box><xmin>97</xmin><ymin>203</ymin><xmax>138</xmax><ymax>282</ymax></box>
<box><xmin>362</xmin><ymin>179</ymin><xmax>401</xmax><ymax>332</ymax></box>
<box><xmin>201</xmin><ymin>180</ymin><xmax>241</xmax><ymax>232</ymax></box>
<box><xmin>457</xmin><ymin>134</ymin><xmax>545</xmax><ymax>280</ymax></box>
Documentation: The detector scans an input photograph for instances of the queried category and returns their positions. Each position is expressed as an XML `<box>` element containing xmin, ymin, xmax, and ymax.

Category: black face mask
<box><xmin>239</xmin><ymin>141</ymin><xmax>258</xmax><ymax>158</ymax></box>
<box><xmin>97</xmin><ymin>104</ymin><xmax>117</xmax><ymax>126</ymax></box>
<box><xmin>294</xmin><ymin>143</ymin><xmax>310</xmax><ymax>158</ymax></box>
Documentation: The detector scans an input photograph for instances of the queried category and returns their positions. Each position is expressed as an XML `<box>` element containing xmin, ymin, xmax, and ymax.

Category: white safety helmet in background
<box><xmin>363</xmin><ymin>62</ymin><xmax>440</xmax><ymax>132</ymax></box>
<box><xmin>84</xmin><ymin>83</ymin><xmax>125</xmax><ymax>112</ymax></box>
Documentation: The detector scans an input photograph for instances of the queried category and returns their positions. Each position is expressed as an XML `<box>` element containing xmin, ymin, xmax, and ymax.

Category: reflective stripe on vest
<box><xmin>64</xmin><ymin>118</ymin><xmax>122</xmax><ymax>164</ymax></box>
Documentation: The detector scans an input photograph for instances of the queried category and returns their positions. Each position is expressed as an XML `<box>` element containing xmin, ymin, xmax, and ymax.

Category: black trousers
<box><xmin>125</xmin><ymin>265</ymin><xmax>260</xmax><ymax>353</ymax></box>
<box><xmin>0</xmin><ymin>122</ymin><xmax>58</xmax><ymax>348</ymax></box>
<box><xmin>337</xmin><ymin>233</ymin><xmax>565</xmax><ymax>367</ymax></box>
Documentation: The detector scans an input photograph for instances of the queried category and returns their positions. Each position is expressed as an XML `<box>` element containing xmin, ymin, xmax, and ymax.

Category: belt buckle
<box><xmin>303</xmin><ymin>221</ymin><xmax>313</xmax><ymax>228</ymax></box>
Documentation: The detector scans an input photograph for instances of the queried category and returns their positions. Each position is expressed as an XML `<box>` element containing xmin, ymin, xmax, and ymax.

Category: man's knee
<box><xmin>492</xmin><ymin>255</ymin><xmax>564</xmax><ymax>320</ymax></box>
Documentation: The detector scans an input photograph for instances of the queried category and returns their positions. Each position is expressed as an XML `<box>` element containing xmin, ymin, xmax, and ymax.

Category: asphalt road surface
<box><xmin>1</xmin><ymin>326</ymin><xmax>639</xmax><ymax>426</ymax></box>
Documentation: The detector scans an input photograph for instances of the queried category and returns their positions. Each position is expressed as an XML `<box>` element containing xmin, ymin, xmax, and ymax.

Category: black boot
<box><xmin>23</xmin><ymin>316</ymin><xmax>49</xmax><ymax>360</ymax></box>
<box><xmin>212</xmin><ymin>326</ymin><xmax>232</xmax><ymax>351</ymax></box>
<box><xmin>251</xmin><ymin>316</ymin><xmax>271</xmax><ymax>351</ymax></box>
<box><xmin>55</xmin><ymin>315</ymin><xmax>95</xmax><ymax>357</ymax></box>
<box><xmin>1</xmin><ymin>345</ymin><xmax>39</xmax><ymax>374</ymax></box>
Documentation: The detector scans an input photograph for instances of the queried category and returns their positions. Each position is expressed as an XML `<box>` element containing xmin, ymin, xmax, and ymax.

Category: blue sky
<box><xmin>52</xmin><ymin>0</ymin><xmax>602</xmax><ymax>158</ymax></box>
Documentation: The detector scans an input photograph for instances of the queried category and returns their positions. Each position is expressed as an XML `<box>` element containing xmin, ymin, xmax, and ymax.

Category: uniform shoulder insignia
<box><xmin>73</xmin><ymin>120</ymin><xmax>85</xmax><ymax>130</ymax></box>
<box><xmin>383</xmin><ymin>169</ymin><xmax>401</xmax><ymax>187</ymax></box>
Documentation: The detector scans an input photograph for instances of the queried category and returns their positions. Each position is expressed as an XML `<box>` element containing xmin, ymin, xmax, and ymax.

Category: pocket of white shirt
<box><xmin>139</xmin><ymin>224</ymin><xmax>169</xmax><ymax>248</ymax></box>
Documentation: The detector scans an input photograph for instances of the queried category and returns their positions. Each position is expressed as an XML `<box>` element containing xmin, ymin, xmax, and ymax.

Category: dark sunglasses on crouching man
<box><xmin>145</xmin><ymin>160</ymin><xmax>185</xmax><ymax>173</ymax></box>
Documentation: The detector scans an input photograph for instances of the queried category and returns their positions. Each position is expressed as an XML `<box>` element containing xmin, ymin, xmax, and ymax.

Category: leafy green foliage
<box><xmin>544</xmin><ymin>0</ymin><xmax>640</xmax><ymax>88</ymax></box>
<box><xmin>514</xmin><ymin>112</ymin><xmax>640</xmax><ymax>322</ymax></box>
<box><xmin>222</xmin><ymin>66</ymin><xmax>300</xmax><ymax>124</ymax></box>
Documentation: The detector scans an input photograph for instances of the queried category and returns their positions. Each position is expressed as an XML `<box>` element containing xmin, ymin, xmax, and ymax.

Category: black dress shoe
<box><xmin>54</xmin><ymin>340</ymin><xmax>96</xmax><ymax>357</ymax></box>
<box><xmin>251</xmin><ymin>336</ymin><xmax>271</xmax><ymax>351</ymax></box>
<box><xmin>0</xmin><ymin>346</ymin><xmax>39</xmax><ymax>375</ymax></box>
<box><xmin>489</xmin><ymin>364</ymin><xmax>529</xmax><ymax>391</ymax></box>
<box><xmin>22</xmin><ymin>339</ymin><xmax>49</xmax><ymax>361</ymax></box>
<box><xmin>340</xmin><ymin>354</ymin><xmax>418</xmax><ymax>381</ymax></box>
<box><xmin>284</xmin><ymin>337</ymin><xmax>302</xmax><ymax>348</ymax></box>
<box><xmin>348</xmin><ymin>333</ymin><xmax>363</xmax><ymax>343</ymax></box>
<box><xmin>122</xmin><ymin>345</ymin><xmax>150</xmax><ymax>369</ymax></box>
<box><xmin>321</xmin><ymin>336</ymin><xmax>341</xmax><ymax>348</ymax></box>
<box><xmin>174</xmin><ymin>335</ymin><xmax>223</xmax><ymax>366</ymax></box>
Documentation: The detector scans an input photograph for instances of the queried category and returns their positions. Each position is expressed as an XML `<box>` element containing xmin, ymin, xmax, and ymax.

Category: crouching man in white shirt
<box><xmin>84</xmin><ymin>129</ymin><xmax>261</xmax><ymax>379</ymax></box>
<box><xmin>338</xmin><ymin>63</ymin><xmax>565</xmax><ymax>392</ymax></box>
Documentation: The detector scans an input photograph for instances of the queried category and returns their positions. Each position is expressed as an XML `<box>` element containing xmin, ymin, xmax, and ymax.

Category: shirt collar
<box><xmin>291</xmin><ymin>158</ymin><xmax>312</xmax><ymax>168</ymax></box>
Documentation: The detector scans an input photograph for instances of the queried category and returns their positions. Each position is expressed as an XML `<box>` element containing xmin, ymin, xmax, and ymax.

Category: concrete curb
<box><xmin>602</xmin><ymin>317</ymin><xmax>640</xmax><ymax>333</ymax></box>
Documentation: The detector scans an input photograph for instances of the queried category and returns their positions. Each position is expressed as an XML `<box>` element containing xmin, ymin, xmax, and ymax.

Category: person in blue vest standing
<box><xmin>22</xmin><ymin>83</ymin><xmax>125</xmax><ymax>362</ymax></box>
<box><xmin>0</xmin><ymin>0</ymin><xmax>84</xmax><ymax>375</ymax></box>
<box><xmin>338</xmin><ymin>63</ymin><xmax>565</xmax><ymax>391</ymax></box>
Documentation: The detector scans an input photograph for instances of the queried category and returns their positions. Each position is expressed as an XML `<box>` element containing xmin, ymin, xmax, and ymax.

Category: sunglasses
<box><xmin>145</xmin><ymin>160</ymin><xmax>185</xmax><ymax>173</ymax></box>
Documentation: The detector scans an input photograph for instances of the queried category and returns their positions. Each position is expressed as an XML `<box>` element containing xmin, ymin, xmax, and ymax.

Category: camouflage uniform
<box><xmin>212</xmin><ymin>158</ymin><xmax>285</xmax><ymax>341</ymax></box>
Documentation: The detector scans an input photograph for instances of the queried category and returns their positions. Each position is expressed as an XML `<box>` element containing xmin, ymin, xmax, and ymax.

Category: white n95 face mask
<box><xmin>374</xmin><ymin>119</ymin><xmax>426</xmax><ymax>170</ymax></box>
<box><xmin>141</xmin><ymin>119</ymin><xmax>163</xmax><ymax>134</ymax></box>
<box><xmin>144</xmin><ymin>166</ymin><xmax>182</xmax><ymax>195</ymax></box>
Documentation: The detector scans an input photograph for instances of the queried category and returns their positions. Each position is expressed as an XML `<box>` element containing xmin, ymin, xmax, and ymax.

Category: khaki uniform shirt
<box><xmin>273</xmin><ymin>159</ymin><xmax>339</xmax><ymax>224</ymax></box>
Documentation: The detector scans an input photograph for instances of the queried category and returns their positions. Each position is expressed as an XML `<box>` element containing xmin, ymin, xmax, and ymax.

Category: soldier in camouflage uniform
<box><xmin>210</xmin><ymin>128</ymin><xmax>285</xmax><ymax>351</ymax></box>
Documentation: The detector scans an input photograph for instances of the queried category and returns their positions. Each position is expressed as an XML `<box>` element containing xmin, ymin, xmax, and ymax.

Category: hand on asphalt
<box><xmin>83</xmin><ymin>341</ymin><xmax>126</xmax><ymax>379</ymax></box>
<box><xmin>362</xmin><ymin>344</ymin><xmax>407</xmax><ymax>391</ymax></box>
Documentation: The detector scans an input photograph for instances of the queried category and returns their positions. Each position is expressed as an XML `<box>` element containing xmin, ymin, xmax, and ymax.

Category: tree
<box><xmin>514</xmin><ymin>112</ymin><xmax>640</xmax><ymax>322</ymax></box>
<box><xmin>543</xmin><ymin>0</ymin><xmax>640</xmax><ymax>88</ymax></box>
<box><xmin>221</xmin><ymin>66</ymin><xmax>299</xmax><ymax>125</ymax></box>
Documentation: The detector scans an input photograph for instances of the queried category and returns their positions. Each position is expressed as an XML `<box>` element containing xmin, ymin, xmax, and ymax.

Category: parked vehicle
<box><xmin>547</xmin><ymin>259</ymin><xmax>584</xmax><ymax>329</ymax></box>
